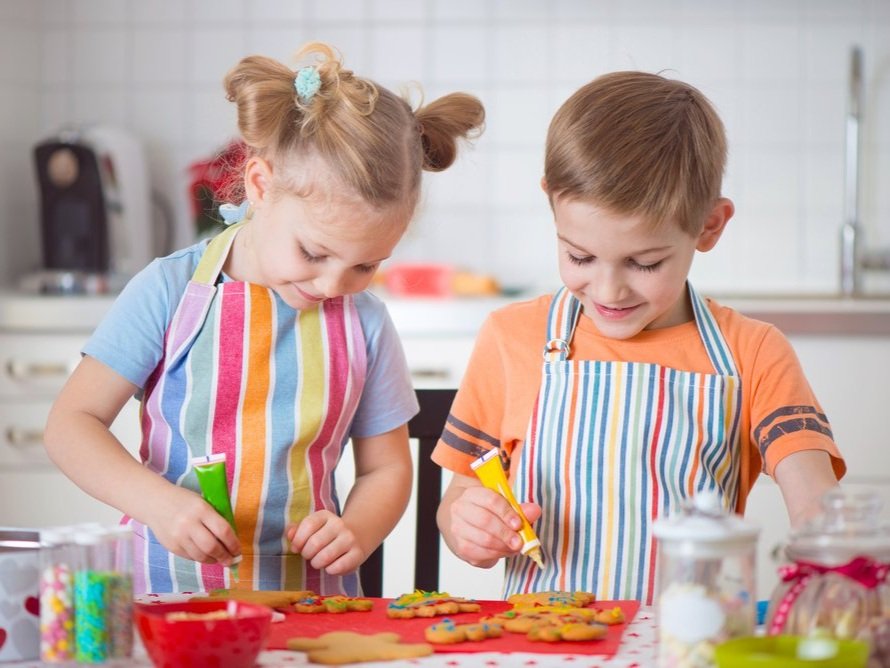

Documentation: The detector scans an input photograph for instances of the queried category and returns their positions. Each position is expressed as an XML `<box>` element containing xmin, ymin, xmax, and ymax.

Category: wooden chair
<box><xmin>359</xmin><ymin>388</ymin><xmax>456</xmax><ymax>597</ymax></box>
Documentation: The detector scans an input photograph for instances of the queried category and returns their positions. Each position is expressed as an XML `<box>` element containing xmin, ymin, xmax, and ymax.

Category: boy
<box><xmin>432</xmin><ymin>71</ymin><xmax>844</xmax><ymax>602</ymax></box>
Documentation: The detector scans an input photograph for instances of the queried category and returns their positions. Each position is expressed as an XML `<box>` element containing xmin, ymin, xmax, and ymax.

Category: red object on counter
<box><xmin>134</xmin><ymin>600</ymin><xmax>272</xmax><ymax>668</ymax></box>
<box><xmin>266</xmin><ymin>598</ymin><xmax>639</xmax><ymax>656</ymax></box>
<box><xmin>383</xmin><ymin>263</ymin><xmax>455</xmax><ymax>297</ymax></box>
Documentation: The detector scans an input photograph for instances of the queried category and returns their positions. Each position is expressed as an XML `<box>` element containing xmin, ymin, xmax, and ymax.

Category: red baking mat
<box><xmin>266</xmin><ymin>598</ymin><xmax>639</xmax><ymax>655</ymax></box>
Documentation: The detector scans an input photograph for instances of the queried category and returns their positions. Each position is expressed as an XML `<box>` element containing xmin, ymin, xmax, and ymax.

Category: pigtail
<box><xmin>415</xmin><ymin>94</ymin><xmax>485</xmax><ymax>172</ymax></box>
<box><xmin>224</xmin><ymin>55</ymin><xmax>300</xmax><ymax>152</ymax></box>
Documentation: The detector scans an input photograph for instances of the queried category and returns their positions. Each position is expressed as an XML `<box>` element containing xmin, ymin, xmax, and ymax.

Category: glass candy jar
<box><xmin>766</xmin><ymin>488</ymin><xmax>890</xmax><ymax>667</ymax></box>
<box><xmin>653</xmin><ymin>490</ymin><xmax>760</xmax><ymax>668</ymax></box>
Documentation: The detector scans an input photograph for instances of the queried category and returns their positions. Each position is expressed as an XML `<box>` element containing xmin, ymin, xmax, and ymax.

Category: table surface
<box><xmin>9</xmin><ymin>603</ymin><xmax>657</xmax><ymax>667</ymax></box>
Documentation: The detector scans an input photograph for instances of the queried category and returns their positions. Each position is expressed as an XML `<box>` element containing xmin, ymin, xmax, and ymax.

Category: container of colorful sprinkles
<box><xmin>39</xmin><ymin>527</ymin><xmax>76</xmax><ymax>663</ymax></box>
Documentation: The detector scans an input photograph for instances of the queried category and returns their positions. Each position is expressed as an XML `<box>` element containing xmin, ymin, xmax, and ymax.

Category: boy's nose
<box><xmin>594</xmin><ymin>268</ymin><xmax>629</xmax><ymax>305</ymax></box>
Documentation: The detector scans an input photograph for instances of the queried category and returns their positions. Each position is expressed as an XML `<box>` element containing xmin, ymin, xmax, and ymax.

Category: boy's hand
<box><xmin>146</xmin><ymin>486</ymin><xmax>241</xmax><ymax>566</ymax></box>
<box><xmin>445</xmin><ymin>486</ymin><xmax>542</xmax><ymax>569</ymax></box>
<box><xmin>286</xmin><ymin>510</ymin><xmax>363</xmax><ymax>575</ymax></box>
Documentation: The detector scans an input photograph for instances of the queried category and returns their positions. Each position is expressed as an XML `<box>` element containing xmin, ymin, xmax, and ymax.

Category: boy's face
<box><xmin>553</xmin><ymin>197</ymin><xmax>702</xmax><ymax>339</ymax></box>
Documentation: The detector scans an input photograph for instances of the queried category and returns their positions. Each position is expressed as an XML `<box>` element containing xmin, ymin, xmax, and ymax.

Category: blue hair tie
<box><xmin>294</xmin><ymin>66</ymin><xmax>322</xmax><ymax>102</ymax></box>
<box><xmin>219</xmin><ymin>201</ymin><xmax>249</xmax><ymax>225</ymax></box>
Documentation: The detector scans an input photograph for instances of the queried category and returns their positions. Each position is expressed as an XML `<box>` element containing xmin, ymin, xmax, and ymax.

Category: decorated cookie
<box><xmin>286</xmin><ymin>631</ymin><xmax>433</xmax><ymax>665</ymax></box>
<box><xmin>293</xmin><ymin>594</ymin><xmax>373</xmax><ymax>614</ymax></box>
<box><xmin>424</xmin><ymin>618</ymin><xmax>503</xmax><ymax>644</ymax></box>
<box><xmin>528</xmin><ymin>620</ymin><xmax>608</xmax><ymax>642</ymax></box>
<box><xmin>193</xmin><ymin>588</ymin><xmax>312</xmax><ymax>608</ymax></box>
<box><xmin>386</xmin><ymin>590</ymin><xmax>481</xmax><ymax>619</ymax></box>
<box><xmin>507</xmin><ymin>590</ymin><xmax>596</xmax><ymax>609</ymax></box>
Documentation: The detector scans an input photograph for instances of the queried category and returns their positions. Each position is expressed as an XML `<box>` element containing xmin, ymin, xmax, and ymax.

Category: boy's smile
<box><xmin>552</xmin><ymin>197</ymin><xmax>703</xmax><ymax>340</ymax></box>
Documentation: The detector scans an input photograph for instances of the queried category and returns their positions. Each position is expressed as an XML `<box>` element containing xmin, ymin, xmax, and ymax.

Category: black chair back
<box><xmin>359</xmin><ymin>388</ymin><xmax>456</xmax><ymax>597</ymax></box>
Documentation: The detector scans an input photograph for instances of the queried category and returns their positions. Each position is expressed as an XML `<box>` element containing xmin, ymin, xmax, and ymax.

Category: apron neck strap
<box><xmin>543</xmin><ymin>283</ymin><xmax>738</xmax><ymax>375</ymax></box>
<box><xmin>191</xmin><ymin>222</ymin><xmax>245</xmax><ymax>285</ymax></box>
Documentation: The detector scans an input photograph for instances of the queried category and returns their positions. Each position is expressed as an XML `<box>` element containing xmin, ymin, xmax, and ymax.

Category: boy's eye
<box><xmin>630</xmin><ymin>259</ymin><xmax>662</xmax><ymax>272</ymax></box>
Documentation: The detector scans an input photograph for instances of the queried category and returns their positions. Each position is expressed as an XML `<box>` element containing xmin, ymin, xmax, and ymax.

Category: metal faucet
<box><xmin>840</xmin><ymin>46</ymin><xmax>890</xmax><ymax>296</ymax></box>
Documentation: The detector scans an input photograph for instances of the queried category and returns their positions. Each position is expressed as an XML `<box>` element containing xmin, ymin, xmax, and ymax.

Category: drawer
<box><xmin>0</xmin><ymin>333</ymin><xmax>84</xmax><ymax>398</ymax></box>
<box><xmin>0</xmin><ymin>468</ymin><xmax>124</xmax><ymax>527</ymax></box>
<box><xmin>0</xmin><ymin>399</ymin><xmax>142</xmax><ymax>469</ymax></box>
<box><xmin>401</xmin><ymin>336</ymin><xmax>475</xmax><ymax>389</ymax></box>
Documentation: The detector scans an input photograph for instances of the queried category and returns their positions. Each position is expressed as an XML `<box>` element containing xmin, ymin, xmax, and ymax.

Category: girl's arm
<box><xmin>773</xmin><ymin>449</ymin><xmax>839</xmax><ymax>527</ymax></box>
<box><xmin>44</xmin><ymin>356</ymin><xmax>240</xmax><ymax>565</ymax></box>
<box><xmin>437</xmin><ymin>471</ymin><xmax>541</xmax><ymax>569</ymax></box>
<box><xmin>288</xmin><ymin>423</ymin><xmax>413</xmax><ymax>575</ymax></box>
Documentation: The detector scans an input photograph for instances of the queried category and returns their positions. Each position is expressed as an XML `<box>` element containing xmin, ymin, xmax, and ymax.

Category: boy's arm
<box><xmin>773</xmin><ymin>449</ymin><xmax>839</xmax><ymax>527</ymax></box>
<box><xmin>44</xmin><ymin>355</ymin><xmax>240</xmax><ymax>564</ymax></box>
<box><xmin>438</xmin><ymin>471</ymin><xmax>541</xmax><ymax>569</ymax></box>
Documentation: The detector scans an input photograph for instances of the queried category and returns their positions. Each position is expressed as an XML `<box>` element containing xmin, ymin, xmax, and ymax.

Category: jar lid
<box><xmin>653</xmin><ymin>490</ymin><xmax>759</xmax><ymax>553</ymax></box>
<box><xmin>787</xmin><ymin>488</ymin><xmax>890</xmax><ymax>563</ymax></box>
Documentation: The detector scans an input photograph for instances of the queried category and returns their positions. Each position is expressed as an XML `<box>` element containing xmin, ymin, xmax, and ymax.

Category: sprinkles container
<box><xmin>39</xmin><ymin>527</ymin><xmax>75</xmax><ymax>663</ymax></box>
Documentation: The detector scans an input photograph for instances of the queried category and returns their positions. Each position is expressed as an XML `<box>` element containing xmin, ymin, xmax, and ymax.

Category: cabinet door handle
<box><xmin>5</xmin><ymin>427</ymin><xmax>45</xmax><ymax>447</ymax></box>
<box><xmin>410</xmin><ymin>368</ymin><xmax>451</xmax><ymax>380</ymax></box>
<box><xmin>5</xmin><ymin>359</ymin><xmax>72</xmax><ymax>380</ymax></box>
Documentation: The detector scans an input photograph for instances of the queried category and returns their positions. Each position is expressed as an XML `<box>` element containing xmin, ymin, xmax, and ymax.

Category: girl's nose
<box><xmin>318</xmin><ymin>271</ymin><xmax>355</xmax><ymax>299</ymax></box>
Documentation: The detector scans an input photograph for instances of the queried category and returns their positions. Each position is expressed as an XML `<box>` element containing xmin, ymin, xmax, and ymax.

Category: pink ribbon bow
<box><xmin>768</xmin><ymin>557</ymin><xmax>889</xmax><ymax>636</ymax></box>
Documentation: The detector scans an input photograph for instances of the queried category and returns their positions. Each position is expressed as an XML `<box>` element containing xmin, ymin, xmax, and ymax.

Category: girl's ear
<box><xmin>697</xmin><ymin>197</ymin><xmax>734</xmax><ymax>252</ymax></box>
<box><xmin>243</xmin><ymin>156</ymin><xmax>274</xmax><ymax>206</ymax></box>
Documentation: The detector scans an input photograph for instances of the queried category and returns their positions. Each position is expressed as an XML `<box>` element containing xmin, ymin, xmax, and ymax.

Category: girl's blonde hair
<box><xmin>544</xmin><ymin>71</ymin><xmax>726</xmax><ymax>235</ymax></box>
<box><xmin>223</xmin><ymin>42</ymin><xmax>484</xmax><ymax>212</ymax></box>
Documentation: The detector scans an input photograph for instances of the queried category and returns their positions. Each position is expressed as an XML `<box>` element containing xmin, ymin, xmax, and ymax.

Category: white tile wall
<box><xmin>0</xmin><ymin>0</ymin><xmax>888</xmax><ymax>295</ymax></box>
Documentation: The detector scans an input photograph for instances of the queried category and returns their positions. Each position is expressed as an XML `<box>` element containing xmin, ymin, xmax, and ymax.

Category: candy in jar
<box><xmin>766</xmin><ymin>488</ymin><xmax>890</xmax><ymax>667</ymax></box>
<box><xmin>653</xmin><ymin>489</ymin><xmax>759</xmax><ymax>668</ymax></box>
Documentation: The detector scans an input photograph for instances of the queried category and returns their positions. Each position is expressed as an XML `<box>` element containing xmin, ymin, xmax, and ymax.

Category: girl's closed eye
<box><xmin>299</xmin><ymin>244</ymin><xmax>325</xmax><ymax>263</ymax></box>
<box><xmin>567</xmin><ymin>251</ymin><xmax>594</xmax><ymax>266</ymax></box>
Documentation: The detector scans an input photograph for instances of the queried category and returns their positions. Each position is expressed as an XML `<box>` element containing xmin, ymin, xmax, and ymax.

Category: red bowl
<box><xmin>134</xmin><ymin>600</ymin><xmax>273</xmax><ymax>668</ymax></box>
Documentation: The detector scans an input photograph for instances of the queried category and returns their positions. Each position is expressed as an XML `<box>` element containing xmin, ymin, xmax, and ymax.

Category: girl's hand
<box><xmin>286</xmin><ymin>510</ymin><xmax>364</xmax><ymax>575</ymax></box>
<box><xmin>443</xmin><ymin>485</ymin><xmax>542</xmax><ymax>569</ymax></box>
<box><xmin>146</xmin><ymin>486</ymin><xmax>242</xmax><ymax>566</ymax></box>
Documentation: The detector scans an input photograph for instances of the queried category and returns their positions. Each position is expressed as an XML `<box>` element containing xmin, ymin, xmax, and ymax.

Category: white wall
<box><xmin>1</xmin><ymin>0</ymin><xmax>889</xmax><ymax>295</ymax></box>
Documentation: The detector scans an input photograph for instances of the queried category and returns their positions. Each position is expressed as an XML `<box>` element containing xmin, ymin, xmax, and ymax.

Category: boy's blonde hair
<box><xmin>224</xmin><ymin>42</ymin><xmax>484</xmax><ymax>212</ymax></box>
<box><xmin>544</xmin><ymin>71</ymin><xmax>726</xmax><ymax>235</ymax></box>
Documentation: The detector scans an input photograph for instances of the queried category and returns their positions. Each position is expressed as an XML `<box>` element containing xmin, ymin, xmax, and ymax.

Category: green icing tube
<box><xmin>192</xmin><ymin>454</ymin><xmax>240</xmax><ymax>580</ymax></box>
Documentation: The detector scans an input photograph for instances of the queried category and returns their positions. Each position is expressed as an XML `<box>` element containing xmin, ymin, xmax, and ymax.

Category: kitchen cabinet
<box><xmin>0</xmin><ymin>305</ymin><xmax>141</xmax><ymax>527</ymax></box>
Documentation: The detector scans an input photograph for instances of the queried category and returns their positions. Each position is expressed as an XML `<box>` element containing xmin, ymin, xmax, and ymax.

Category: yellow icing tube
<box><xmin>192</xmin><ymin>453</ymin><xmax>242</xmax><ymax>578</ymax></box>
<box><xmin>471</xmin><ymin>449</ymin><xmax>544</xmax><ymax>569</ymax></box>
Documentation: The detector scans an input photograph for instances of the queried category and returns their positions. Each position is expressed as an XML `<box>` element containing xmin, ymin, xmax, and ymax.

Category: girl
<box><xmin>44</xmin><ymin>42</ymin><xmax>484</xmax><ymax>595</ymax></box>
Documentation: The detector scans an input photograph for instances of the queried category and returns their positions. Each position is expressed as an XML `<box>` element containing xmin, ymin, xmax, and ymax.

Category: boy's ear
<box><xmin>696</xmin><ymin>197</ymin><xmax>734</xmax><ymax>252</ymax></box>
<box><xmin>540</xmin><ymin>176</ymin><xmax>548</xmax><ymax>193</ymax></box>
<box><xmin>243</xmin><ymin>156</ymin><xmax>274</xmax><ymax>206</ymax></box>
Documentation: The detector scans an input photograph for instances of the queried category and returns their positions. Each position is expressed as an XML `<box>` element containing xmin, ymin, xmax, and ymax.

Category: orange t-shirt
<box><xmin>432</xmin><ymin>293</ymin><xmax>845</xmax><ymax>512</ymax></box>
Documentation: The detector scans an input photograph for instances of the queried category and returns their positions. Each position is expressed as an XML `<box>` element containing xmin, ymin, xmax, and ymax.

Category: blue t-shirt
<box><xmin>83</xmin><ymin>240</ymin><xmax>419</xmax><ymax>438</ymax></box>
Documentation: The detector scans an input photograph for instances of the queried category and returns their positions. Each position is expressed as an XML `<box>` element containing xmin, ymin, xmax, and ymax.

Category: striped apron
<box><xmin>504</xmin><ymin>285</ymin><xmax>742</xmax><ymax>604</ymax></box>
<box><xmin>126</xmin><ymin>222</ymin><xmax>367</xmax><ymax>594</ymax></box>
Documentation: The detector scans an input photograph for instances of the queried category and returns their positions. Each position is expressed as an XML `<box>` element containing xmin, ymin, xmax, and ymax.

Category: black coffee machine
<box><xmin>33</xmin><ymin>137</ymin><xmax>110</xmax><ymax>273</ymax></box>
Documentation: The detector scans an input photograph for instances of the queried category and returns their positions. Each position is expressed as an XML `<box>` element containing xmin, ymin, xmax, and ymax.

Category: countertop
<box><xmin>3</xmin><ymin>289</ymin><xmax>890</xmax><ymax>336</ymax></box>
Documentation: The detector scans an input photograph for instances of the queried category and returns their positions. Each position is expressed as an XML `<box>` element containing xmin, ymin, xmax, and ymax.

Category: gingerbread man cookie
<box><xmin>424</xmin><ymin>618</ymin><xmax>503</xmax><ymax>644</ymax></box>
<box><xmin>193</xmin><ymin>588</ymin><xmax>312</xmax><ymax>608</ymax></box>
<box><xmin>286</xmin><ymin>631</ymin><xmax>433</xmax><ymax>665</ymax></box>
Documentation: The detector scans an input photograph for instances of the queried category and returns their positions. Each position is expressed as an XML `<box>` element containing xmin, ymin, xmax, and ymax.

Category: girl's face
<box><xmin>235</xmin><ymin>190</ymin><xmax>410</xmax><ymax>311</ymax></box>
<box><xmin>553</xmin><ymin>197</ymin><xmax>703</xmax><ymax>339</ymax></box>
